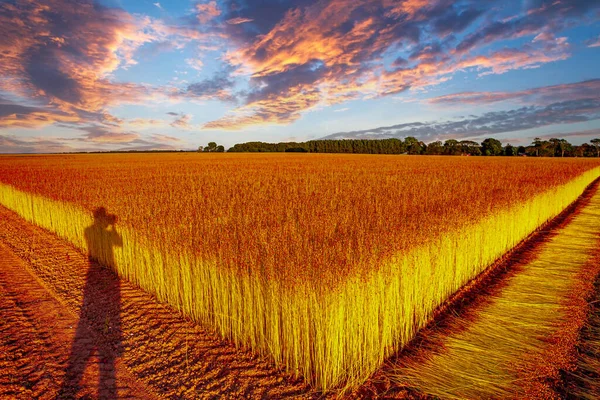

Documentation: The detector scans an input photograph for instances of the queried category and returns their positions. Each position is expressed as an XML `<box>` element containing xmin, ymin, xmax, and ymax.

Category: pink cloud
<box><xmin>195</xmin><ymin>1</ymin><xmax>221</xmax><ymax>24</ymax></box>
<box><xmin>226</xmin><ymin>17</ymin><xmax>254</xmax><ymax>25</ymax></box>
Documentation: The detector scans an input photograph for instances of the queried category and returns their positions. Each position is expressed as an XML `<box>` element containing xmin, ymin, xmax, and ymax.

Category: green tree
<box><xmin>443</xmin><ymin>139</ymin><xmax>461</xmax><ymax>155</ymax></box>
<box><xmin>481</xmin><ymin>138</ymin><xmax>503</xmax><ymax>156</ymax></box>
<box><xmin>216</xmin><ymin>145</ymin><xmax>225</xmax><ymax>152</ymax></box>
<box><xmin>204</xmin><ymin>142</ymin><xmax>218</xmax><ymax>152</ymax></box>
<box><xmin>532</xmin><ymin>137</ymin><xmax>543</xmax><ymax>157</ymax></box>
<box><xmin>548</xmin><ymin>138</ymin><xmax>572</xmax><ymax>157</ymax></box>
<box><xmin>425</xmin><ymin>141</ymin><xmax>443</xmax><ymax>155</ymax></box>
<box><xmin>404</xmin><ymin>137</ymin><xmax>424</xmax><ymax>154</ymax></box>
<box><xmin>459</xmin><ymin>140</ymin><xmax>481</xmax><ymax>156</ymax></box>
<box><xmin>197</xmin><ymin>145</ymin><xmax>203</xmax><ymax>152</ymax></box>
<box><xmin>592</xmin><ymin>138</ymin><xmax>600</xmax><ymax>157</ymax></box>
<box><xmin>503</xmin><ymin>143</ymin><xmax>517</xmax><ymax>156</ymax></box>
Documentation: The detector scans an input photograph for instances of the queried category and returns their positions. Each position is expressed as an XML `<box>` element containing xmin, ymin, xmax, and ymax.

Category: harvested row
<box><xmin>391</xmin><ymin>179</ymin><xmax>600</xmax><ymax>398</ymax></box>
<box><xmin>1</xmin><ymin>154</ymin><xmax>599</xmax><ymax>390</ymax></box>
<box><xmin>565</xmin><ymin>264</ymin><xmax>600</xmax><ymax>399</ymax></box>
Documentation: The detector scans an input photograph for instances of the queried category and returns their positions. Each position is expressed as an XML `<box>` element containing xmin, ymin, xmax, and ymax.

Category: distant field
<box><xmin>0</xmin><ymin>153</ymin><xmax>599</xmax><ymax>390</ymax></box>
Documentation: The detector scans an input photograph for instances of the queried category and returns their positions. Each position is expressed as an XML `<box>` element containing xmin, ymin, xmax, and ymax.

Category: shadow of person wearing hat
<box><xmin>59</xmin><ymin>207</ymin><xmax>123</xmax><ymax>398</ymax></box>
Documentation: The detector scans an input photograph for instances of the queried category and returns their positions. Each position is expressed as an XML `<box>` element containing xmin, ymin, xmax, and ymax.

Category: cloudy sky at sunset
<box><xmin>1</xmin><ymin>0</ymin><xmax>599</xmax><ymax>152</ymax></box>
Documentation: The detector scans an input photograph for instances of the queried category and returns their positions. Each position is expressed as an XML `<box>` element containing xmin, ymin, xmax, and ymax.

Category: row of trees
<box><xmin>227</xmin><ymin>139</ymin><xmax>412</xmax><ymax>154</ymax></box>
<box><xmin>226</xmin><ymin>137</ymin><xmax>600</xmax><ymax>157</ymax></box>
<box><xmin>198</xmin><ymin>142</ymin><xmax>225</xmax><ymax>152</ymax></box>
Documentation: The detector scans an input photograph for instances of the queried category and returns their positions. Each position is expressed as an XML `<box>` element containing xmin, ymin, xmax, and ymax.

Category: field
<box><xmin>1</xmin><ymin>153</ymin><xmax>600</xmax><ymax>393</ymax></box>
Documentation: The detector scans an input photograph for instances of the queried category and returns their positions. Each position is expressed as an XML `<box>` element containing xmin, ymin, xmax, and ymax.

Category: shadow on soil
<box><xmin>59</xmin><ymin>207</ymin><xmax>123</xmax><ymax>398</ymax></box>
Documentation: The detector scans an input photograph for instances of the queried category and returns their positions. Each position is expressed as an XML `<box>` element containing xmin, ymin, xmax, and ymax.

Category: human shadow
<box><xmin>59</xmin><ymin>207</ymin><xmax>123</xmax><ymax>398</ymax></box>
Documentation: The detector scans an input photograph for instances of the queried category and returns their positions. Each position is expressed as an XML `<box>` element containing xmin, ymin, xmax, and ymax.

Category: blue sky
<box><xmin>0</xmin><ymin>0</ymin><xmax>599</xmax><ymax>152</ymax></box>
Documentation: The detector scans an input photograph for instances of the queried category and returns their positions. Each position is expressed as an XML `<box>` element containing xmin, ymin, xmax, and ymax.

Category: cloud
<box><xmin>429</xmin><ymin>79</ymin><xmax>600</xmax><ymax>106</ymax></box>
<box><xmin>2</xmin><ymin>0</ymin><xmax>599</xmax><ymax>138</ymax></box>
<box><xmin>79</xmin><ymin>126</ymin><xmax>140</xmax><ymax>143</ymax></box>
<box><xmin>186</xmin><ymin>58</ymin><xmax>204</xmax><ymax>72</ymax></box>
<box><xmin>455</xmin><ymin>0</ymin><xmax>598</xmax><ymax>53</ymax></box>
<box><xmin>323</xmin><ymin>97</ymin><xmax>600</xmax><ymax>142</ymax></box>
<box><xmin>537</xmin><ymin>128</ymin><xmax>600</xmax><ymax>140</ymax></box>
<box><xmin>588</xmin><ymin>35</ymin><xmax>600</xmax><ymax>48</ymax></box>
<box><xmin>433</xmin><ymin>7</ymin><xmax>483</xmax><ymax>36</ymax></box>
<box><xmin>226</xmin><ymin>17</ymin><xmax>254</xmax><ymax>25</ymax></box>
<box><xmin>0</xmin><ymin>0</ymin><xmax>222</xmax><ymax>134</ymax></box>
<box><xmin>0</xmin><ymin>134</ymin><xmax>73</xmax><ymax>153</ymax></box>
<box><xmin>203</xmin><ymin>83</ymin><xmax>321</xmax><ymax>129</ymax></box>
<box><xmin>169</xmin><ymin>113</ymin><xmax>192</xmax><ymax>128</ymax></box>
<box><xmin>126</xmin><ymin>118</ymin><xmax>164</xmax><ymax>127</ymax></box>
<box><xmin>195</xmin><ymin>1</ymin><xmax>221</xmax><ymax>24</ymax></box>
<box><xmin>0</xmin><ymin>0</ymin><xmax>187</xmax><ymax>136</ymax></box>
<box><xmin>0</xmin><ymin>101</ymin><xmax>80</xmax><ymax>128</ymax></box>
<box><xmin>184</xmin><ymin>70</ymin><xmax>236</xmax><ymax>102</ymax></box>
<box><xmin>202</xmin><ymin>0</ymin><xmax>594</xmax><ymax>129</ymax></box>
<box><xmin>0</xmin><ymin>0</ymin><xmax>162</xmax><ymax>113</ymax></box>
<box><xmin>150</xmin><ymin>134</ymin><xmax>183</xmax><ymax>143</ymax></box>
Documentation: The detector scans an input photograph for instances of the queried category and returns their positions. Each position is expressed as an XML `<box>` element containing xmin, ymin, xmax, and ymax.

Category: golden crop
<box><xmin>0</xmin><ymin>153</ymin><xmax>599</xmax><ymax>391</ymax></box>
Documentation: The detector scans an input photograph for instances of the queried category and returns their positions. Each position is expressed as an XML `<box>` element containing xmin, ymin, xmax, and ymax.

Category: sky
<box><xmin>0</xmin><ymin>0</ymin><xmax>599</xmax><ymax>153</ymax></box>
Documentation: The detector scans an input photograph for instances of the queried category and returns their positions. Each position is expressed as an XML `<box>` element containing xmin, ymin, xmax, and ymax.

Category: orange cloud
<box><xmin>208</xmin><ymin>0</ymin><xmax>577</xmax><ymax>130</ymax></box>
<box><xmin>201</xmin><ymin>0</ymin><xmax>597</xmax><ymax>130</ymax></box>
<box><xmin>0</xmin><ymin>102</ymin><xmax>80</xmax><ymax>128</ymax></box>
<box><xmin>204</xmin><ymin>84</ymin><xmax>321</xmax><ymax>130</ymax></box>
<box><xmin>195</xmin><ymin>1</ymin><xmax>221</xmax><ymax>24</ymax></box>
<box><xmin>0</xmin><ymin>1</ymin><xmax>161</xmax><ymax>112</ymax></box>
<box><xmin>0</xmin><ymin>0</ymin><xmax>219</xmax><ymax>134</ymax></box>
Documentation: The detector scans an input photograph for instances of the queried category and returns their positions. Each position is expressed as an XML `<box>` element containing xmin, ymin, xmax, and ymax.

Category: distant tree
<box><xmin>226</xmin><ymin>137</ymin><xmax>599</xmax><ymax>157</ymax></box>
<box><xmin>481</xmin><ymin>138</ymin><xmax>503</xmax><ymax>156</ymax></box>
<box><xmin>404</xmin><ymin>137</ymin><xmax>424</xmax><ymax>154</ymax></box>
<box><xmin>559</xmin><ymin>139</ymin><xmax>572</xmax><ymax>157</ymax></box>
<box><xmin>573</xmin><ymin>145</ymin><xmax>585</xmax><ymax>158</ymax></box>
<box><xmin>592</xmin><ymin>138</ymin><xmax>600</xmax><ymax>157</ymax></box>
<box><xmin>531</xmin><ymin>137</ymin><xmax>555</xmax><ymax>157</ymax></box>
<box><xmin>503</xmin><ymin>143</ymin><xmax>517</xmax><ymax>156</ymax></box>
<box><xmin>548</xmin><ymin>138</ymin><xmax>560</xmax><ymax>157</ymax></box>
<box><xmin>532</xmin><ymin>137</ymin><xmax>543</xmax><ymax>157</ymax></box>
<box><xmin>549</xmin><ymin>138</ymin><xmax>570</xmax><ymax>157</ymax></box>
<box><xmin>425</xmin><ymin>141</ymin><xmax>443</xmax><ymax>155</ymax></box>
<box><xmin>204</xmin><ymin>142</ymin><xmax>218</xmax><ymax>152</ymax></box>
<box><xmin>459</xmin><ymin>140</ymin><xmax>481</xmax><ymax>156</ymax></box>
<box><xmin>443</xmin><ymin>139</ymin><xmax>461</xmax><ymax>155</ymax></box>
<box><xmin>197</xmin><ymin>146</ymin><xmax>203</xmax><ymax>152</ymax></box>
<box><xmin>216</xmin><ymin>145</ymin><xmax>225</xmax><ymax>152</ymax></box>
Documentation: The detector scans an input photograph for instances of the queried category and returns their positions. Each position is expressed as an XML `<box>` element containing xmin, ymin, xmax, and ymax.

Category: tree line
<box><xmin>224</xmin><ymin>137</ymin><xmax>600</xmax><ymax>157</ymax></box>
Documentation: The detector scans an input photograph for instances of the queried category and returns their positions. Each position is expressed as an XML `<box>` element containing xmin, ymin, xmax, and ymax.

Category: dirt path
<box><xmin>390</xmin><ymin>181</ymin><xmax>600</xmax><ymax>399</ymax></box>
<box><xmin>0</xmin><ymin>241</ymin><xmax>156</xmax><ymax>399</ymax></box>
<box><xmin>0</xmin><ymin>206</ymin><xmax>314</xmax><ymax>399</ymax></box>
